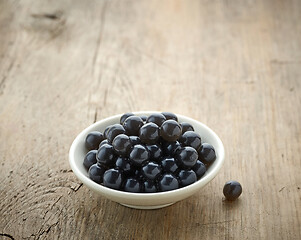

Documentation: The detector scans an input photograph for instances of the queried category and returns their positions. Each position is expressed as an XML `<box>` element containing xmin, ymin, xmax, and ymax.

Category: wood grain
<box><xmin>0</xmin><ymin>0</ymin><xmax>300</xmax><ymax>239</ymax></box>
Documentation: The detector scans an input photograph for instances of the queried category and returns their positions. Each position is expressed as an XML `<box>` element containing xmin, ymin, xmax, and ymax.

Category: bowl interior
<box><xmin>69</xmin><ymin>111</ymin><xmax>224</xmax><ymax>208</ymax></box>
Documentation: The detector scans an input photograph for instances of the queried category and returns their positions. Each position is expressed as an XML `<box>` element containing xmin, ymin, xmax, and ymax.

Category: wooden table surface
<box><xmin>1</xmin><ymin>0</ymin><xmax>300</xmax><ymax>239</ymax></box>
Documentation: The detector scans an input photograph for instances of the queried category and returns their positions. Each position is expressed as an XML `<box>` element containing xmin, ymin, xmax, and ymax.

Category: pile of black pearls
<box><xmin>83</xmin><ymin>112</ymin><xmax>217</xmax><ymax>193</ymax></box>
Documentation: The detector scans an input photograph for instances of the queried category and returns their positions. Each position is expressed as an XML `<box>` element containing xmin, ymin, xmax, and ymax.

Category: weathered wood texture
<box><xmin>0</xmin><ymin>0</ymin><xmax>300</xmax><ymax>239</ymax></box>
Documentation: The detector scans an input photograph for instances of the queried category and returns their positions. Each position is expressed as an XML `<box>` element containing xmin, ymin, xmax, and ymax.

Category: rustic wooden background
<box><xmin>0</xmin><ymin>0</ymin><xmax>300</xmax><ymax>239</ymax></box>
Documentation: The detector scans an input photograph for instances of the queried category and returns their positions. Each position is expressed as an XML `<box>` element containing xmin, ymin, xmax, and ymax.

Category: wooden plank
<box><xmin>0</xmin><ymin>0</ymin><xmax>300</xmax><ymax>239</ymax></box>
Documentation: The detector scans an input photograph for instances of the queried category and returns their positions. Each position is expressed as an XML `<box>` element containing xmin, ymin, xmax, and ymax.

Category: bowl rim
<box><xmin>69</xmin><ymin>111</ymin><xmax>225</xmax><ymax>200</ymax></box>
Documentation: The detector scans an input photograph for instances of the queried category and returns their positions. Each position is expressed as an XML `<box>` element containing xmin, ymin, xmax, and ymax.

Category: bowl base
<box><xmin>120</xmin><ymin>202</ymin><xmax>174</xmax><ymax>210</ymax></box>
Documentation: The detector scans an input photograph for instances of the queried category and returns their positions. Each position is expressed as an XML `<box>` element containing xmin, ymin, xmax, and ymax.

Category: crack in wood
<box><xmin>92</xmin><ymin>1</ymin><xmax>109</xmax><ymax>75</ymax></box>
<box><xmin>0</xmin><ymin>75</ymin><xmax>7</xmax><ymax>91</ymax></box>
<box><xmin>103</xmin><ymin>88</ymin><xmax>108</xmax><ymax>107</ymax></box>
<box><xmin>35</xmin><ymin>220</ymin><xmax>59</xmax><ymax>239</ymax></box>
<box><xmin>0</xmin><ymin>59</ymin><xmax>15</xmax><ymax>94</ymax></box>
<box><xmin>30</xmin><ymin>196</ymin><xmax>63</xmax><ymax>239</ymax></box>
<box><xmin>94</xmin><ymin>108</ymin><xmax>98</xmax><ymax>123</ymax></box>
<box><xmin>0</xmin><ymin>233</ymin><xmax>15</xmax><ymax>240</ymax></box>
<box><xmin>131</xmin><ymin>45</ymin><xmax>174</xmax><ymax>70</ymax></box>
<box><xmin>177</xmin><ymin>219</ymin><xmax>237</xmax><ymax>230</ymax></box>
<box><xmin>31</xmin><ymin>12</ymin><xmax>63</xmax><ymax>21</ymax></box>
<box><xmin>205</xmin><ymin>219</ymin><xmax>236</xmax><ymax>225</ymax></box>
<box><xmin>270</xmin><ymin>59</ymin><xmax>301</xmax><ymax>65</ymax></box>
<box><xmin>197</xmin><ymin>219</ymin><xmax>236</xmax><ymax>226</ymax></box>
<box><xmin>71</xmin><ymin>183</ymin><xmax>83</xmax><ymax>192</ymax></box>
<box><xmin>42</xmin><ymin>196</ymin><xmax>63</xmax><ymax>220</ymax></box>
<box><xmin>240</xmin><ymin>212</ymin><xmax>243</xmax><ymax>230</ymax></box>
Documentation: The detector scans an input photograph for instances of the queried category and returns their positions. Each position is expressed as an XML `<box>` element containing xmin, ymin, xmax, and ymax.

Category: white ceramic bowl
<box><xmin>69</xmin><ymin>111</ymin><xmax>225</xmax><ymax>209</ymax></box>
